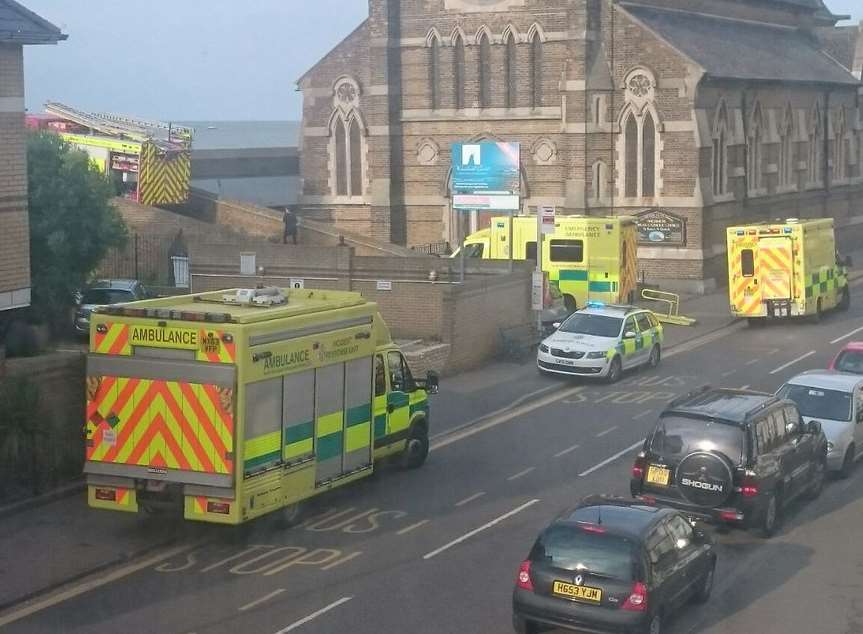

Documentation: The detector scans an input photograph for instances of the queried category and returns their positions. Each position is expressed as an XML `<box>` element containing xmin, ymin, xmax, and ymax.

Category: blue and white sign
<box><xmin>451</xmin><ymin>142</ymin><xmax>520</xmax><ymax>211</ymax></box>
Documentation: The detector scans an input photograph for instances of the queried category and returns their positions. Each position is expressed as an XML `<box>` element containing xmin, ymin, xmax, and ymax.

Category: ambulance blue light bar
<box><xmin>586</xmin><ymin>301</ymin><xmax>606</xmax><ymax>309</ymax></box>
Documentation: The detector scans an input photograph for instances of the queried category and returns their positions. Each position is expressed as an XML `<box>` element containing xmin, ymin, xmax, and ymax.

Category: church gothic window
<box><xmin>779</xmin><ymin>106</ymin><xmax>794</xmax><ymax>188</ymax></box>
<box><xmin>428</xmin><ymin>35</ymin><xmax>440</xmax><ymax>110</ymax></box>
<box><xmin>592</xmin><ymin>161</ymin><xmax>608</xmax><ymax>201</ymax></box>
<box><xmin>712</xmin><ymin>101</ymin><xmax>729</xmax><ymax>197</ymax></box>
<box><xmin>478</xmin><ymin>30</ymin><xmax>491</xmax><ymax>108</ymax></box>
<box><xmin>454</xmin><ymin>34</ymin><xmax>465</xmax><ymax>110</ymax></box>
<box><xmin>808</xmin><ymin>102</ymin><xmax>823</xmax><ymax>186</ymax></box>
<box><xmin>620</xmin><ymin>69</ymin><xmax>660</xmax><ymax>199</ymax></box>
<box><xmin>747</xmin><ymin>103</ymin><xmax>764</xmax><ymax>193</ymax></box>
<box><xmin>504</xmin><ymin>31</ymin><xmax>516</xmax><ymax>109</ymax></box>
<box><xmin>834</xmin><ymin>108</ymin><xmax>847</xmax><ymax>182</ymax></box>
<box><xmin>329</xmin><ymin>78</ymin><xmax>364</xmax><ymax>198</ymax></box>
<box><xmin>530</xmin><ymin>30</ymin><xmax>542</xmax><ymax>108</ymax></box>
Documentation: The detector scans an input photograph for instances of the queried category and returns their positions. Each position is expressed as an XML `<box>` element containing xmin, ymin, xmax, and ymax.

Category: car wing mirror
<box><xmin>552</xmin><ymin>322</ymin><xmax>561</xmax><ymax>330</ymax></box>
<box><xmin>424</xmin><ymin>371</ymin><xmax>440</xmax><ymax>395</ymax></box>
<box><xmin>624</xmin><ymin>330</ymin><xmax>637</xmax><ymax>339</ymax></box>
<box><xmin>807</xmin><ymin>420</ymin><xmax>822</xmax><ymax>435</ymax></box>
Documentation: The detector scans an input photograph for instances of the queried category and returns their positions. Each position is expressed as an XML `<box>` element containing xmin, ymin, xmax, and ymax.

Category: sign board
<box><xmin>531</xmin><ymin>272</ymin><xmax>545</xmax><ymax>311</ymax></box>
<box><xmin>451</xmin><ymin>142</ymin><xmax>520</xmax><ymax>212</ymax></box>
<box><xmin>376</xmin><ymin>280</ymin><xmax>393</xmax><ymax>291</ymax></box>
<box><xmin>539</xmin><ymin>206</ymin><xmax>556</xmax><ymax>235</ymax></box>
<box><xmin>635</xmin><ymin>209</ymin><xmax>686</xmax><ymax>245</ymax></box>
<box><xmin>289</xmin><ymin>278</ymin><xmax>305</xmax><ymax>289</ymax></box>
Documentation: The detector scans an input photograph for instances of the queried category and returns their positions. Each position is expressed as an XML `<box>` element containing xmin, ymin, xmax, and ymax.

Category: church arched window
<box><xmin>478</xmin><ymin>30</ymin><xmax>491</xmax><ymax>108</ymax></box>
<box><xmin>624</xmin><ymin>114</ymin><xmax>638</xmax><ymax>198</ymax></box>
<box><xmin>808</xmin><ymin>101</ymin><xmax>823</xmax><ymax>186</ymax></box>
<box><xmin>529</xmin><ymin>29</ymin><xmax>542</xmax><ymax>108</ymax></box>
<box><xmin>454</xmin><ymin>34</ymin><xmax>465</xmax><ymax>110</ymax></box>
<box><xmin>428</xmin><ymin>34</ymin><xmax>440</xmax><ymax>110</ymax></box>
<box><xmin>712</xmin><ymin>100</ymin><xmax>729</xmax><ymax>196</ymax></box>
<box><xmin>504</xmin><ymin>31</ymin><xmax>516</xmax><ymax>109</ymax></box>
<box><xmin>329</xmin><ymin>78</ymin><xmax>365</xmax><ymax>198</ymax></box>
<box><xmin>642</xmin><ymin>113</ymin><xmax>656</xmax><ymax>197</ymax></box>
<box><xmin>747</xmin><ymin>102</ymin><xmax>764</xmax><ymax>193</ymax></box>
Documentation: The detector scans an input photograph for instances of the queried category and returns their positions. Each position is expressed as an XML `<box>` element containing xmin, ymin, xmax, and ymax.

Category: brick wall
<box><xmin>0</xmin><ymin>44</ymin><xmax>28</xmax><ymax>302</ymax></box>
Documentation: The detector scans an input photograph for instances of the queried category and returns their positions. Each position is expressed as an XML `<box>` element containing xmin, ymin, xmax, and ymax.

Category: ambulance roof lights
<box><xmin>736</xmin><ymin>230</ymin><xmax>745</xmax><ymax>236</ymax></box>
<box><xmin>783</xmin><ymin>227</ymin><xmax>793</xmax><ymax>234</ymax></box>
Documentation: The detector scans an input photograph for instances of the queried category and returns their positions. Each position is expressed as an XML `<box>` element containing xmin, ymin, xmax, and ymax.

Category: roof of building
<box><xmin>0</xmin><ymin>0</ymin><xmax>66</xmax><ymax>44</ymax></box>
<box><xmin>816</xmin><ymin>24</ymin><xmax>860</xmax><ymax>71</ymax></box>
<box><xmin>621</xmin><ymin>3</ymin><xmax>860</xmax><ymax>86</ymax></box>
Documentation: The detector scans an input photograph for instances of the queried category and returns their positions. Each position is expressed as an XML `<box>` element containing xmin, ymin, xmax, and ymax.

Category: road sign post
<box><xmin>536</xmin><ymin>206</ymin><xmax>556</xmax><ymax>334</ymax></box>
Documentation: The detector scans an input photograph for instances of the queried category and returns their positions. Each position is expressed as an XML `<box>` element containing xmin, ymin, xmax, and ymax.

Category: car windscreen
<box><xmin>559</xmin><ymin>314</ymin><xmax>622</xmax><ymax>338</ymax></box>
<box><xmin>462</xmin><ymin>243</ymin><xmax>484</xmax><ymax>258</ymax></box>
<box><xmin>650</xmin><ymin>415</ymin><xmax>745</xmax><ymax>464</ymax></box>
<box><xmin>777</xmin><ymin>384</ymin><xmax>852</xmax><ymax>422</ymax></box>
<box><xmin>81</xmin><ymin>289</ymin><xmax>134</xmax><ymax>305</ymax></box>
<box><xmin>530</xmin><ymin>524</ymin><xmax>635</xmax><ymax>581</ymax></box>
<box><xmin>835</xmin><ymin>350</ymin><xmax>863</xmax><ymax>374</ymax></box>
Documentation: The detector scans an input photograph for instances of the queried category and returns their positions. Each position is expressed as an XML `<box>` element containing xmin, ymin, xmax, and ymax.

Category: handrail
<box><xmin>641</xmin><ymin>288</ymin><xmax>680</xmax><ymax>317</ymax></box>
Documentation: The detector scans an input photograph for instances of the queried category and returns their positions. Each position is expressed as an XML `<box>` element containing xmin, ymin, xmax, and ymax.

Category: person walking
<box><xmin>283</xmin><ymin>207</ymin><xmax>298</xmax><ymax>245</ymax></box>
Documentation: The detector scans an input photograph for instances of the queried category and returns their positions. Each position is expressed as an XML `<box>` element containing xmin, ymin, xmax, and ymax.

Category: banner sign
<box><xmin>635</xmin><ymin>209</ymin><xmax>686</xmax><ymax>246</ymax></box>
<box><xmin>451</xmin><ymin>142</ymin><xmax>520</xmax><ymax>211</ymax></box>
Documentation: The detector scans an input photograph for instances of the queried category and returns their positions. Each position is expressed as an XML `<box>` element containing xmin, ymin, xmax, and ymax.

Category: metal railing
<box><xmin>410</xmin><ymin>241</ymin><xmax>452</xmax><ymax>256</ymax></box>
<box><xmin>641</xmin><ymin>288</ymin><xmax>697</xmax><ymax>326</ymax></box>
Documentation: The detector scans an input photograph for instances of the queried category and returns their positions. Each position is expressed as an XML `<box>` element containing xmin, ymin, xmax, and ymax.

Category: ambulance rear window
<box><xmin>741</xmin><ymin>249</ymin><xmax>755</xmax><ymax>277</ymax></box>
<box><xmin>550</xmin><ymin>240</ymin><xmax>584</xmax><ymax>263</ymax></box>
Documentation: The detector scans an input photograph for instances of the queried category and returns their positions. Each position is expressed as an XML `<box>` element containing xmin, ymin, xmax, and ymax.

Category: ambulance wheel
<box><xmin>606</xmin><ymin>356</ymin><xmax>623</xmax><ymax>384</ymax></box>
<box><xmin>648</xmin><ymin>345</ymin><xmax>661</xmax><ymax>369</ymax></box>
<box><xmin>277</xmin><ymin>502</ymin><xmax>304</xmax><ymax>529</ymax></box>
<box><xmin>839</xmin><ymin>287</ymin><xmax>850</xmax><ymax>311</ymax></box>
<box><xmin>401</xmin><ymin>422</ymin><xmax>429</xmax><ymax>469</ymax></box>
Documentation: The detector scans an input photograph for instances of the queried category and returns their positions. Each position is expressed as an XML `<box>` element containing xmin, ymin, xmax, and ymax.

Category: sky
<box><xmin>22</xmin><ymin>1</ymin><xmax>863</xmax><ymax>123</ymax></box>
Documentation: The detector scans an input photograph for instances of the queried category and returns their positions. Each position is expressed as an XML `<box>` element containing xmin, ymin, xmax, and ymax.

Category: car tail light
<box><xmin>741</xmin><ymin>473</ymin><xmax>759</xmax><ymax>498</ymax></box>
<box><xmin>720</xmin><ymin>510</ymin><xmax>743</xmax><ymax>522</ymax></box>
<box><xmin>515</xmin><ymin>560</ymin><xmax>534</xmax><ymax>592</ymax></box>
<box><xmin>640</xmin><ymin>495</ymin><xmax>656</xmax><ymax>506</ymax></box>
<box><xmin>632</xmin><ymin>453</ymin><xmax>647</xmax><ymax>479</ymax></box>
<box><xmin>94</xmin><ymin>487</ymin><xmax>116</xmax><ymax>501</ymax></box>
<box><xmin>622</xmin><ymin>581</ymin><xmax>648</xmax><ymax>612</ymax></box>
<box><xmin>207</xmin><ymin>501</ymin><xmax>231</xmax><ymax>515</ymax></box>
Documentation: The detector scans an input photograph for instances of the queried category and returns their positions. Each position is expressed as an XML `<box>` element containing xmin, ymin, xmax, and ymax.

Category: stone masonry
<box><xmin>298</xmin><ymin>0</ymin><xmax>863</xmax><ymax>293</ymax></box>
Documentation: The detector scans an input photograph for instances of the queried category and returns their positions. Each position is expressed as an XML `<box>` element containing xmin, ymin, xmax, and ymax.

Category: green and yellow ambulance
<box><xmin>457</xmin><ymin>215</ymin><xmax>639</xmax><ymax>311</ymax></box>
<box><xmin>84</xmin><ymin>287</ymin><xmax>437</xmax><ymax>525</ymax></box>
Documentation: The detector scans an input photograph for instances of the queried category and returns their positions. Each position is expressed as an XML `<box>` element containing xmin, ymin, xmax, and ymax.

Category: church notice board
<box><xmin>635</xmin><ymin>209</ymin><xmax>686</xmax><ymax>246</ymax></box>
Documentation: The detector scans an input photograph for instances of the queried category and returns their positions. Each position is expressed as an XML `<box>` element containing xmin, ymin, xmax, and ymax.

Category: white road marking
<box><xmin>0</xmin><ymin>543</ymin><xmax>197</xmax><ymax>628</ymax></box>
<box><xmin>431</xmin><ymin>323</ymin><xmax>747</xmax><ymax>453</ymax></box>
<box><xmin>274</xmin><ymin>596</ymin><xmax>353</xmax><ymax>633</ymax></box>
<box><xmin>596</xmin><ymin>425</ymin><xmax>619</xmax><ymax>438</ymax></box>
<box><xmin>745</xmin><ymin>358</ymin><xmax>759</xmax><ymax>366</ymax></box>
<box><xmin>579</xmin><ymin>441</ymin><xmax>644</xmax><ymax>477</ymax></box>
<box><xmin>553</xmin><ymin>443</ymin><xmax>580</xmax><ymax>457</ymax></box>
<box><xmin>769</xmin><ymin>350</ymin><xmax>816</xmax><ymax>375</ymax></box>
<box><xmin>320</xmin><ymin>552</ymin><xmax>363</xmax><ymax>571</ymax></box>
<box><xmin>767</xmin><ymin>348</ymin><xmax>780</xmax><ymax>356</ymax></box>
<box><xmin>722</xmin><ymin>369</ymin><xmax>736</xmax><ymax>377</ymax></box>
<box><xmin>423</xmin><ymin>499</ymin><xmax>541</xmax><ymax>560</ymax></box>
<box><xmin>396</xmin><ymin>520</ymin><xmax>430</xmax><ymax>536</ymax></box>
<box><xmin>455</xmin><ymin>492</ymin><xmax>486</xmax><ymax>507</ymax></box>
<box><xmin>739</xmin><ymin>385</ymin><xmax>751</xmax><ymax>390</ymax></box>
<box><xmin>240</xmin><ymin>589</ymin><xmax>285</xmax><ymax>612</ymax></box>
<box><xmin>632</xmin><ymin>410</ymin><xmax>654</xmax><ymax>421</ymax></box>
<box><xmin>507</xmin><ymin>467</ymin><xmax>536</xmax><ymax>481</ymax></box>
<box><xmin>830</xmin><ymin>326</ymin><xmax>863</xmax><ymax>345</ymax></box>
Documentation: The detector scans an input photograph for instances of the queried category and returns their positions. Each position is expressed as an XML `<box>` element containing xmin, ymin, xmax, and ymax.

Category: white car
<box><xmin>537</xmin><ymin>302</ymin><xmax>663</xmax><ymax>383</ymax></box>
<box><xmin>777</xmin><ymin>370</ymin><xmax>863</xmax><ymax>477</ymax></box>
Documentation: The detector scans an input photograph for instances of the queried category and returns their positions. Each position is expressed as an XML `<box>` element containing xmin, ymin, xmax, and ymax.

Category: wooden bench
<box><xmin>498</xmin><ymin>323</ymin><xmax>541</xmax><ymax>361</ymax></box>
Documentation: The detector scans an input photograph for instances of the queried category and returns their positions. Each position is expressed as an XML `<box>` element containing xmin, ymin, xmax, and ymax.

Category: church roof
<box><xmin>0</xmin><ymin>0</ymin><xmax>66</xmax><ymax>45</ymax></box>
<box><xmin>621</xmin><ymin>3</ymin><xmax>860</xmax><ymax>86</ymax></box>
<box><xmin>816</xmin><ymin>25</ymin><xmax>859</xmax><ymax>71</ymax></box>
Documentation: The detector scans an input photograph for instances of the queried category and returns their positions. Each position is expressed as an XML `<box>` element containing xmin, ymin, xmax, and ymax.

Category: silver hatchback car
<box><xmin>74</xmin><ymin>279</ymin><xmax>149</xmax><ymax>336</ymax></box>
<box><xmin>777</xmin><ymin>370</ymin><xmax>863</xmax><ymax>478</ymax></box>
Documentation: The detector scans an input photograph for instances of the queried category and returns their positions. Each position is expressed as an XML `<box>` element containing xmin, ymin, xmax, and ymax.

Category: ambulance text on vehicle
<box><xmin>84</xmin><ymin>288</ymin><xmax>437</xmax><ymax>525</ymax></box>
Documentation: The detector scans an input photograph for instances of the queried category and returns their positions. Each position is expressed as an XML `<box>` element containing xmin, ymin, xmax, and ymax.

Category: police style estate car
<box><xmin>631</xmin><ymin>388</ymin><xmax>828</xmax><ymax>537</ymax></box>
<box><xmin>537</xmin><ymin>303</ymin><xmax>663</xmax><ymax>383</ymax></box>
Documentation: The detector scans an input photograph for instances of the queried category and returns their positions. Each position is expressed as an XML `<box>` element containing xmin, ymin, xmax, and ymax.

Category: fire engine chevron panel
<box><xmin>85</xmin><ymin>288</ymin><xmax>437</xmax><ymax>525</ymax></box>
<box><xmin>727</xmin><ymin>218</ymin><xmax>850</xmax><ymax>320</ymax></box>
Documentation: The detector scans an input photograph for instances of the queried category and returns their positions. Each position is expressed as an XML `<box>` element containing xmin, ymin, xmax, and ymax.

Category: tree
<box><xmin>27</xmin><ymin>132</ymin><xmax>128</xmax><ymax>324</ymax></box>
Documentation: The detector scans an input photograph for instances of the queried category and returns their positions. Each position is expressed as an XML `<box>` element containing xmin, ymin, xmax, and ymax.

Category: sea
<box><xmin>178</xmin><ymin>120</ymin><xmax>300</xmax><ymax>150</ymax></box>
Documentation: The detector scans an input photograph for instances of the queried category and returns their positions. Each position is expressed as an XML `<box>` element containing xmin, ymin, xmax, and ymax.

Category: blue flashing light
<box><xmin>586</xmin><ymin>300</ymin><xmax>606</xmax><ymax>309</ymax></box>
<box><xmin>783</xmin><ymin>227</ymin><xmax>792</xmax><ymax>234</ymax></box>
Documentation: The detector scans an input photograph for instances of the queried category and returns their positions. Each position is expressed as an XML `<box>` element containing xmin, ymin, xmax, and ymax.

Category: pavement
<box><xmin>2</xmin><ymin>262</ymin><xmax>863</xmax><ymax>633</ymax></box>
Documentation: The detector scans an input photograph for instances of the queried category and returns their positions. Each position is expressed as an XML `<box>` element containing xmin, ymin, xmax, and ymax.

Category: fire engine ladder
<box><xmin>44</xmin><ymin>102</ymin><xmax>192</xmax><ymax>149</ymax></box>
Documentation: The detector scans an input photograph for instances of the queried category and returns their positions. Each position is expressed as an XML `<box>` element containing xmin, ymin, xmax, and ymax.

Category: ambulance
<box><xmin>457</xmin><ymin>215</ymin><xmax>639</xmax><ymax>311</ymax></box>
<box><xmin>84</xmin><ymin>287</ymin><xmax>438</xmax><ymax>525</ymax></box>
<box><xmin>727</xmin><ymin>218</ymin><xmax>851</xmax><ymax>322</ymax></box>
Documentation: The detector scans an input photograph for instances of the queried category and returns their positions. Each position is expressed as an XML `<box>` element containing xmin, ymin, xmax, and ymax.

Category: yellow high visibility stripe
<box><xmin>317</xmin><ymin>412</ymin><xmax>343</xmax><ymax>438</ymax></box>
<box><xmin>345</xmin><ymin>422</ymin><xmax>371</xmax><ymax>452</ymax></box>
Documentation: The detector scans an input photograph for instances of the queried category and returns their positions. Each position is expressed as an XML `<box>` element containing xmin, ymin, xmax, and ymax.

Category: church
<box><xmin>297</xmin><ymin>0</ymin><xmax>863</xmax><ymax>292</ymax></box>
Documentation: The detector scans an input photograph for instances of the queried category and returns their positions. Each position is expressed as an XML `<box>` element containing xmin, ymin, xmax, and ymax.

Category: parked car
<box><xmin>74</xmin><ymin>279</ymin><xmax>148</xmax><ymax>335</ymax></box>
<box><xmin>537</xmin><ymin>302</ymin><xmax>663</xmax><ymax>383</ymax></box>
<box><xmin>829</xmin><ymin>342</ymin><xmax>863</xmax><ymax>374</ymax></box>
<box><xmin>630</xmin><ymin>387</ymin><xmax>827</xmax><ymax>537</ymax></box>
<box><xmin>777</xmin><ymin>370</ymin><xmax>863</xmax><ymax>478</ymax></box>
<box><xmin>512</xmin><ymin>496</ymin><xmax>716</xmax><ymax>634</ymax></box>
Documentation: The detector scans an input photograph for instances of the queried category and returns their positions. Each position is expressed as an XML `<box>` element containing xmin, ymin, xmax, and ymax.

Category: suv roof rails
<box><xmin>665</xmin><ymin>385</ymin><xmax>712</xmax><ymax>411</ymax></box>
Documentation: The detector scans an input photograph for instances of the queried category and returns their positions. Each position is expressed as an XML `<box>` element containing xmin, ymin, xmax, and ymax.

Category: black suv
<box><xmin>513</xmin><ymin>496</ymin><xmax>716</xmax><ymax>634</ymax></box>
<box><xmin>630</xmin><ymin>387</ymin><xmax>828</xmax><ymax>536</ymax></box>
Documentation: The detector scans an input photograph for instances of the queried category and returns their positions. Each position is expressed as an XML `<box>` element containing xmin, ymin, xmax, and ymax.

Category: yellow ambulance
<box><xmin>84</xmin><ymin>287</ymin><xmax>437</xmax><ymax>525</ymax></box>
<box><xmin>458</xmin><ymin>215</ymin><xmax>639</xmax><ymax>311</ymax></box>
<box><xmin>727</xmin><ymin>218</ymin><xmax>851</xmax><ymax>322</ymax></box>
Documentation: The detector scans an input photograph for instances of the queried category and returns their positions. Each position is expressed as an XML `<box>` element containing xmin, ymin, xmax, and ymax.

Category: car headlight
<box><xmin>586</xmin><ymin>351</ymin><xmax>606</xmax><ymax>359</ymax></box>
<box><xmin>827</xmin><ymin>441</ymin><xmax>835</xmax><ymax>452</ymax></box>
<box><xmin>539</xmin><ymin>344</ymin><xmax>549</xmax><ymax>353</ymax></box>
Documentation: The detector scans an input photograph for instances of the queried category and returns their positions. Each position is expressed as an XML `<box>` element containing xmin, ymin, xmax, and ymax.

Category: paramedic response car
<box><xmin>84</xmin><ymin>287</ymin><xmax>437</xmax><ymax>526</ymax></box>
<box><xmin>537</xmin><ymin>303</ymin><xmax>663</xmax><ymax>383</ymax></box>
